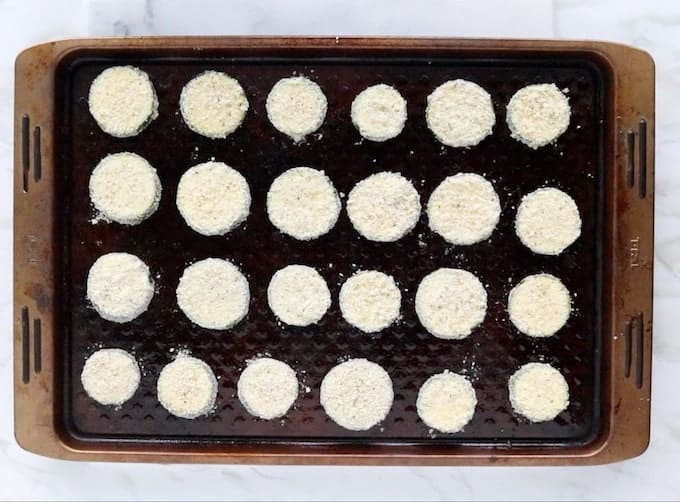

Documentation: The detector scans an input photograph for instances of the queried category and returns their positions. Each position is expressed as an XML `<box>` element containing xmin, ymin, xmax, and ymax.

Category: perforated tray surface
<box><xmin>59</xmin><ymin>51</ymin><xmax>604</xmax><ymax>446</ymax></box>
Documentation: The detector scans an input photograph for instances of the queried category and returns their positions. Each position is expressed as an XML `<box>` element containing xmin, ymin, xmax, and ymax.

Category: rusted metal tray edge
<box><xmin>13</xmin><ymin>37</ymin><xmax>654</xmax><ymax>465</ymax></box>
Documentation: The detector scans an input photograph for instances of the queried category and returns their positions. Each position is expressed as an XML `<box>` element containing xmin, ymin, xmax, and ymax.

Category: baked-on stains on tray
<box><xmin>59</xmin><ymin>53</ymin><xmax>603</xmax><ymax>445</ymax></box>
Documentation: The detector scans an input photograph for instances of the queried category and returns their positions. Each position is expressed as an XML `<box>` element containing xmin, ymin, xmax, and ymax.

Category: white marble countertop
<box><xmin>1</xmin><ymin>0</ymin><xmax>679</xmax><ymax>500</ymax></box>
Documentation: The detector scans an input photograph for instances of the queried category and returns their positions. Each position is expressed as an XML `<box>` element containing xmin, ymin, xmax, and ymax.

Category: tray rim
<box><xmin>13</xmin><ymin>36</ymin><xmax>654</xmax><ymax>465</ymax></box>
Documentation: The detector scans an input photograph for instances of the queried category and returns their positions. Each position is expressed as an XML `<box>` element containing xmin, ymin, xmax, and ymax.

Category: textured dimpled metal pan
<box><xmin>14</xmin><ymin>38</ymin><xmax>654</xmax><ymax>465</ymax></box>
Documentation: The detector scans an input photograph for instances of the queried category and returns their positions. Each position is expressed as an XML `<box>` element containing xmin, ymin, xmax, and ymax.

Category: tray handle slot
<box><xmin>33</xmin><ymin>126</ymin><xmax>42</xmax><ymax>182</ymax></box>
<box><xmin>623</xmin><ymin>313</ymin><xmax>646</xmax><ymax>389</ymax></box>
<box><xmin>20</xmin><ymin>116</ymin><xmax>43</xmax><ymax>189</ymax></box>
<box><xmin>625</xmin><ymin>119</ymin><xmax>649</xmax><ymax>198</ymax></box>
<box><xmin>635</xmin><ymin>312</ymin><xmax>645</xmax><ymax>389</ymax></box>
<box><xmin>21</xmin><ymin>114</ymin><xmax>30</xmax><ymax>192</ymax></box>
<box><xmin>638</xmin><ymin>119</ymin><xmax>647</xmax><ymax>199</ymax></box>
<box><xmin>624</xmin><ymin>319</ymin><xmax>632</xmax><ymax>378</ymax></box>
<box><xmin>34</xmin><ymin>318</ymin><xmax>42</xmax><ymax>373</ymax></box>
<box><xmin>20</xmin><ymin>306</ymin><xmax>43</xmax><ymax>382</ymax></box>
<box><xmin>626</xmin><ymin>130</ymin><xmax>635</xmax><ymax>188</ymax></box>
<box><xmin>21</xmin><ymin>307</ymin><xmax>30</xmax><ymax>383</ymax></box>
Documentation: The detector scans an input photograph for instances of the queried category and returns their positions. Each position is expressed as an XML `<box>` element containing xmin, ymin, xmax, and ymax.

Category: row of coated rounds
<box><xmin>86</xmin><ymin>254</ymin><xmax>573</xmax><ymax>340</ymax></box>
<box><xmin>81</xmin><ymin>351</ymin><xmax>570</xmax><ymax>430</ymax></box>
<box><xmin>89</xmin><ymin>156</ymin><xmax>582</xmax><ymax>255</ymax></box>
<box><xmin>89</xmin><ymin>66</ymin><xmax>571</xmax><ymax>148</ymax></box>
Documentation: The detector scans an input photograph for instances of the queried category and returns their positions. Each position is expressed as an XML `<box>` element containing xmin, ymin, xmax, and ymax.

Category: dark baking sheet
<box><xmin>56</xmin><ymin>50</ymin><xmax>604</xmax><ymax>447</ymax></box>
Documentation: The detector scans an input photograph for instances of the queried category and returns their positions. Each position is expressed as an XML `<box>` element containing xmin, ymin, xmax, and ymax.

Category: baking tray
<box><xmin>14</xmin><ymin>37</ymin><xmax>654</xmax><ymax>465</ymax></box>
